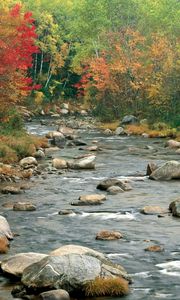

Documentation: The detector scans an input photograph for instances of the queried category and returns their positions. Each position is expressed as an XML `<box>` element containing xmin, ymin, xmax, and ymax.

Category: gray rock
<box><xmin>40</xmin><ymin>289</ymin><xmax>70</xmax><ymax>300</ymax></box>
<box><xmin>67</xmin><ymin>155</ymin><xmax>96</xmax><ymax>170</ymax></box>
<box><xmin>22</xmin><ymin>253</ymin><xmax>130</xmax><ymax>292</ymax></box>
<box><xmin>121</xmin><ymin>115</ymin><xmax>139</xmax><ymax>125</ymax></box>
<box><xmin>107</xmin><ymin>186</ymin><xmax>124</xmax><ymax>194</ymax></box>
<box><xmin>34</xmin><ymin>149</ymin><xmax>45</xmax><ymax>159</ymax></box>
<box><xmin>19</xmin><ymin>157</ymin><xmax>38</xmax><ymax>168</ymax></box>
<box><xmin>149</xmin><ymin>161</ymin><xmax>180</xmax><ymax>180</ymax></box>
<box><xmin>1</xmin><ymin>252</ymin><xmax>48</xmax><ymax>277</ymax></box>
<box><xmin>97</xmin><ymin>178</ymin><xmax>132</xmax><ymax>191</ymax></box>
<box><xmin>0</xmin><ymin>216</ymin><xmax>13</xmax><ymax>239</ymax></box>
<box><xmin>140</xmin><ymin>206</ymin><xmax>168</xmax><ymax>215</ymax></box>
<box><xmin>114</xmin><ymin>127</ymin><xmax>124</xmax><ymax>135</ymax></box>
<box><xmin>146</xmin><ymin>162</ymin><xmax>158</xmax><ymax>176</ymax></box>
<box><xmin>13</xmin><ymin>202</ymin><xmax>36</xmax><ymax>211</ymax></box>
<box><xmin>169</xmin><ymin>198</ymin><xmax>180</xmax><ymax>217</ymax></box>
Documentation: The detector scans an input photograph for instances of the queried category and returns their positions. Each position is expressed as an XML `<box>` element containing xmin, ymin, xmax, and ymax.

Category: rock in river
<box><xmin>149</xmin><ymin>161</ymin><xmax>180</xmax><ymax>180</ymax></box>
<box><xmin>169</xmin><ymin>198</ymin><xmax>180</xmax><ymax>217</ymax></box>
<box><xmin>140</xmin><ymin>206</ymin><xmax>168</xmax><ymax>215</ymax></box>
<box><xmin>1</xmin><ymin>252</ymin><xmax>48</xmax><ymax>277</ymax></box>
<box><xmin>96</xmin><ymin>230</ymin><xmax>123</xmax><ymax>240</ymax></box>
<box><xmin>97</xmin><ymin>178</ymin><xmax>132</xmax><ymax>191</ymax></box>
<box><xmin>0</xmin><ymin>216</ymin><xmax>13</xmax><ymax>240</ymax></box>
<box><xmin>71</xmin><ymin>194</ymin><xmax>106</xmax><ymax>206</ymax></box>
<box><xmin>22</xmin><ymin>253</ymin><xmax>131</xmax><ymax>294</ymax></box>
<box><xmin>67</xmin><ymin>155</ymin><xmax>96</xmax><ymax>169</ymax></box>
<box><xmin>13</xmin><ymin>202</ymin><xmax>36</xmax><ymax>211</ymax></box>
<box><xmin>40</xmin><ymin>289</ymin><xmax>70</xmax><ymax>300</ymax></box>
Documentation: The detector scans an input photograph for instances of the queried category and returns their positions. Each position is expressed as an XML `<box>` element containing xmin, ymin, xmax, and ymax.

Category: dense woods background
<box><xmin>0</xmin><ymin>0</ymin><xmax>179</xmax><ymax>125</ymax></box>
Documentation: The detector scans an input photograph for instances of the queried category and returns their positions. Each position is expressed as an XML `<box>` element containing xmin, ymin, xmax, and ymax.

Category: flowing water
<box><xmin>0</xmin><ymin>119</ymin><xmax>180</xmax><ymax>300</ymax></box>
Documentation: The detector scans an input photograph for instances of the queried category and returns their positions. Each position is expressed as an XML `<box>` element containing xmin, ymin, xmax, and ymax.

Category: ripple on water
<box><xmin>70</xmin><ymin>211</ymin><xmax>136</xmax><ymax>220</ymax></box>
<box><xmin>156</xmin><ymin>261</ymin><xmax>180</xmax><ymax>277</ymax></box>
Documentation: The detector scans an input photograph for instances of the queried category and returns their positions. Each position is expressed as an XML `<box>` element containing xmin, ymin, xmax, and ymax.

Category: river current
<box><xmin>0</xmin><ymin>119</ymin><xmax>179</xmax><ymax>300</ymax></box>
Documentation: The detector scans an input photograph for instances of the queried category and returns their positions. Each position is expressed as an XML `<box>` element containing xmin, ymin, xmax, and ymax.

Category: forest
<box><xmin>0</xmin><ymin>0</ymin><xmax>179</xmax><ymax>125</ymax></box>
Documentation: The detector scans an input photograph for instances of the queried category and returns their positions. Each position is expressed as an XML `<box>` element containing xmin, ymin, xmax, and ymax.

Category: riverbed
<box><xmin>0</xmin><ymin>119</ymin><xmax>179</xmax><ymax>300</ymax></box>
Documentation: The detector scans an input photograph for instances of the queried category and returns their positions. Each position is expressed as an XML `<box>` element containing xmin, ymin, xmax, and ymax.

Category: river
<box><xmin>0</xmin><ymin>118</ymin><xmax>179</xmax><ymax>300</ymax></box>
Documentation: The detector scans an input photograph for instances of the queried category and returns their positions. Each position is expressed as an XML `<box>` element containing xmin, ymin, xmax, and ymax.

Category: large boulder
<box><xmin>1</xmin><ymin>252</ymin><xmax>48</xmax><ymax>277</ymax></box>
<box><xmin>149</xmin><ymin>161</ymin><xmax>180</xmax><ymax>180</ymax></box>
<box><xmin>22</xmin><ymin>253</ymin><xmax>130</xmax><ymax>293</ymax></box>
<box><xmin>0</xmin><ymin>216</ymin><xmax>13</xmax><ymax>240</ymax></box>
<box><xmin>97</xmin><ymin>178</ymin><xmax>132</xmax><ymax>191</ymax></box>
<box><xmin>121</xmin><ymin>115</ymin><xmax>139</xmax><ymax>125</ymax></box>
<box><xmin>169</xmin><ymin>198</ymin><xmax>180</xmax><ymax>217</ymax></box>
<box><xmin>67</xmin><ymin>155</ymin><xmax>96</xmax><ymax>170</ymax></box>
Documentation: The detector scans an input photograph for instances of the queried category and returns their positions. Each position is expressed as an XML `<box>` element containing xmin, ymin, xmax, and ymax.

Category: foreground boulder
<box><xmin>68</xmin><ymin>155</ymin><xmax>96</xmax><ymax>170</ymax></box>
<box><xmin>0</xmin><ymin>216</ymin><xmax>13</xmax><ymax>240</ymax></box>
<box><xmin>22</xmin><ymin>253</ymin><xmax>130</xmax><ymax>294</ymax></box>
<box><xmin>169</xmin><ymin>198</ymin><xmax>180</xmax><ymax>217</ymax></box>
<box><xmin>149</xmin><ymin>161</ymin><xmax>180</xmax><ymax>180</ymax></box>
<box><xmin>1</xmin><ymin>252</ymin><xmax>48</xmax><ymax>277</ymax></box>
<box><xmin>97</xmin><ymin>178</ymin><xmax>132</xmax><ymax>191</ymax></box>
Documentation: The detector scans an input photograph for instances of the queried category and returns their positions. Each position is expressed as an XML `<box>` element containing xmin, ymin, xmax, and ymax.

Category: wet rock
<box><xmin>13</xmin><ymin>202</ymin><xmax>36</xmax><ymax>211</ymax></box>
<box><xmin>58</xmin><ymin>210</ymin><xmax>74</xmax><ymax>215</ymax></box>
<box><xmin>67</xmin><ymin>155</ymin><xmax>96</xmax><ymax>170</ymax></box>
<box><xmin>121</xmin><ymin>115</ymin><xmax>139</xmax><ymax>125</ymax></box>
<box><xmin>58</xmin><ymin>126</ymin><xmax>74</xmax><ymax>136</ymax></box>
<box><xmin>20</xmin><ymin>157</ymin><xmax>38</xmax><ymax>168</ymax></box>
<box><xmin>46</xmin><ymin>131</ymin><xmax>64</xmax><ymax>139</ymax></box>
<box><xmin>114</xmin><ymin>127</ymin><xmax>125</xmax><ymax>135</ymax></box>
<box><xmin>169</xmin><ymin>198</ymin><xmax>180</xmax><ymax>217</ymax></box>
<box><xmin>40</xmin><ymin>289</ymin><xmax>70</xmax><ymax>300</ymax></box>
<box><xmin>104</xmin><ymin>129</ymin><xmax>112</xmax><ymax>135</ymax></box>
<box><xmin>0</xmin><ymin>216</ymin><xmax>13</xmax><ymax>239</ymax></box>
<box><xmin>85</xmin><ymin>145</ymin><xmax>99</xmax><ymax>151</ymax></box>
<box><xmin>165</xmin><ymin>139</ymin><xmax>180</xmax><ymax>149</ymax></box>
<box><xmin>34</xmin><ymin>149</ymin><xmax>45</xmax><ymax>159</ymax></box>
<box><xmin>140</xmin><ymin>206</ymin><xmax>168</xmax><ymax>215</ymax></box>
<box><xmin>144</xmin><ymin>245</ymin><xmax>164</xmax><ymax>252</ymax></box>
<box><xmin>51</xmin><ymin>135</ymin><xmax>66</xmax><ymax>148</ymax></box>
<box><xmin>11</xmin><ymin>284</ymin><xmax>27</xmax><ymax>298</ymax></box>
<box><xmin>1</xmin><ymin>252</ymin><xmax>48</xmax><ymax>277</ymax></box>
<box><xmin>0</xmin><ymin>236</ymin><xmax>9</xmax><ymax>254</ymax></box>
<box><xmin>97</xmin><ymin>178</ymin><xmax>132</xmax><ymax>191</ymax></box>
<box><xmin>52</xmin><ymin>158</ymin><xmax>67</xmax><ymax>169</ymax></box>
<box><xmin>146</xmin><ymin>162</ymin><xmax>158</xmax><ymax>176</ymax></box>
<box><xmin>96</xmin><ymin>230</ymin><xmax>123</xmax><ymax>240</ymax></box>
<box><xmin>149</xmin><ymin>161</ymin><xmax>180</xmax><ymax>180</ymax></box>
<box><xmin>1</xmin><ymin>186</ymin><xmax>22</xmax><ymax>194</ymax></box>
<box><xmin>73</xmin><ymin>139</ymin><xmax>87</xmax><ymax>146</ymax></box>
<box><xmin>71</xmin><ymin>194</ymin><xmax>106</xmax><ymax>206</ymax></box>
<box><xmin>22</xmin><ymin>253</ymin><xmax>130</xmax><ymax>293</ymax></box>
<box><xmin>107</xmin><ymin>186</ymin><xmax>124</xmax><ymax>194</ymax></box>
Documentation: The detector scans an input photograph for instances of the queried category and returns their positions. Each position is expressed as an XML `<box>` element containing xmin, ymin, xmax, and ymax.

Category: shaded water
<box><xmin>0</xmin><ymin>120</ymin><xmax>180</xmax><ymax>300</ymax></box>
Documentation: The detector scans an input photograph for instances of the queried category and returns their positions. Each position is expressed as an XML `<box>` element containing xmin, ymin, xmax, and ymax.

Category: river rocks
<box><xmin>97</xmin><ymin>178</ymin><xmax>132</xmax><ymax>191</ymax></box>
<box><xmin>114</xmin><ymin>127</ymin><xmax>125</xmax><ymax>135</ymax></box>
<box><xmin>58</xmin><ymin>126</ymin><xmax>74</xmax><ymax>136</ymax></box>
<box><xmin>165</xmin><ymin>139</ymin><xmax>180</xmax><ymax>149</ymax></box>
<box><xmin>49</xmin><ymin>245</ymin><xmax>107</xmax><ymax>261</ymax></box>
<box><xmin>104</xmin><ymin>129</ymin><xmax>112</xmax><ymax>135</ymax></box>
<box><xmin>34</xmin><ymin>149</ymin><xmax>45</xmax><ymax>159</ymax></box>
<box><xmin>85</xmin><ymin>145</ymin><xmax>99</xmax><ymax>151</ymax></box>
<box><xmin>146</xmin><ymin>162</ymin><xmax>158</xmax><ymax>176</ymax></box>
<box><xmin>149</xmin><ymin>161</ymin><xmax>180</xmax><ymax>180</ymax></box>
<box><xmin>169</xmin><ymin>198</ymin><xmax>180</xmax><ymax>217</ymax></box>
<box><xmin>19</xmin><ymin>157</ymin><xmax>38</xmax><ymax>168</ymax></box>
<box><xmin>46</xmin><ymin>131</ymin><xmax>64</xmax><ymax>139</ymax></box>
<box><xmin>1</xmin><ymin>253</ymin><xmax>48</xmax><ymax>277</ymax></box>
<box><xmin>67</xmin><ymin>155</ymin><xmax>96</xmax><ymax>170</ymax></box>
<box><xmin>52</xmin><ymin>158</ymin><xmax>67</xmax><ymax>169</ymax></box>
<box><xmin>22</xmin><ymin>253</ymin><xmax>130</xmax><ymax>293</ymax></box>
<box><xmin>71</xmin><ymin>194</ymin><xmax>106</xmax><ymax>206</ymax></box>
<box><xmin>13</xmin><ymin>202</ymin><xmax>36</xmax><ymax>211</ymax></box>
<box><xmin>0</xmin><ymin>236</ymin><xmax>9</xmax><ymax>254</ymax></box>
<box><xmin>144</xmin><ymin>245</ymin><xmax>164</xmax><ymax>252</ymax></box>
<box><xmin>140</xmin><ymin>206</ymin><xmax>168</xmax><ymax>215</ymax></box>
<box><xmin>58</xmin><ymin>210</ymin><xmax>74</xmax><ymax>215</ymax></box>
<box><xmin>96</xmin><ymin>230</ymin><xmax>123</xmax><ymax>240</ymax></box>
<box><xmin>40</xmin><ymin>289</ymin><xmax>70</xmax><ymax>300</ymax></box>
<box><xmin>121</xmin><ymin>115</ymin><xmax>139</xmax><ymax>125</ymax></box>
<box><xmin>1</xmin><ymin>186</ymin><xmax>22</xmax><ymax>194</ymax></box>
<box><xmin>0</xmin><ymin>216</ymin><xmax>13</xmax><ymax>240</ymax></box>
<box><xmin>107</xmin><ymin>186</ymin><xmax>124</xmax><ymax>194</ymax></box>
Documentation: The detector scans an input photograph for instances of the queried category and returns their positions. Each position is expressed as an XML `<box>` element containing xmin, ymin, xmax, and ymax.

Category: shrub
<box><xmin>83</xmin><ymin>277</ymin><xmax>129</xmax><ymax>297</ymax></box>
<box><xmin>0</xmin><ymin>144</ymin><xmax>18</xmax><ymax>163</ymax></box>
